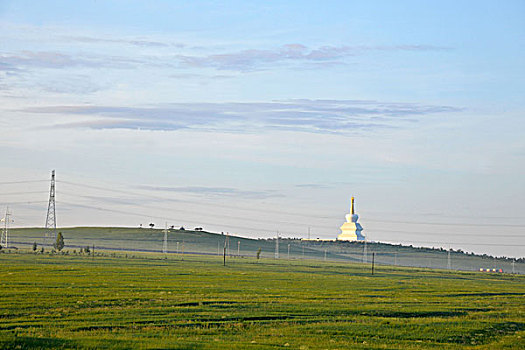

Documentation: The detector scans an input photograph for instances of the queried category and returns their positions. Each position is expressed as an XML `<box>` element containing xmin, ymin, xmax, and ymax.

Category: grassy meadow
<box><xmin>0</xmin><ymin>251</ymin><xmax>523</xmax><ymax>349</ymax></box>
<box><xmin>8</xmin><ymin>227</ymin><xmax>524</xmax><ymax>273</ymax></box>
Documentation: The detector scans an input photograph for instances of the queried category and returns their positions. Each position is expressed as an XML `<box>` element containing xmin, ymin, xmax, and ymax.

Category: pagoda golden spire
<box><xmin>351</xmin><ymin>196</ymin><xmax>355</xmax><ymax>215</ymax></box>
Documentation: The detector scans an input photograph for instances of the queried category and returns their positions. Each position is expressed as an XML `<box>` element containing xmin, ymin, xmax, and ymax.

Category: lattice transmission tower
<box><xmin>44</xmin><ymin>170</ymin><xmax>57</xmax><ymax>246</ymax></box>
<box><xmin>1</xmin><ymin>207</ymin><xmax>13</xmax><ymax>248</ymax></box>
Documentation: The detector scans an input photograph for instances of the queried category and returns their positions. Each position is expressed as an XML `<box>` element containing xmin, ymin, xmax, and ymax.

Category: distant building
<box><xmin>337</xmin><ymin>197</ymin><xmax>365</xmax><ymax>241</ymax></box>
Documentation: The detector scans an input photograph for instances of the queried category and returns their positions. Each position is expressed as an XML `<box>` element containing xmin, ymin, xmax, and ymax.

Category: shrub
<box><xmin>54</xmin><ymin>232</ymin><xmax>65</xmax><ymax>251</ymax></box>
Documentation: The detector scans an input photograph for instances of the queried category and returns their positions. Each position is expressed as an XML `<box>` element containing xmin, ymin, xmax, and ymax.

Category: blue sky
<box><xmin>1</xmin><ymin>1</ymin><xmax>524</xmax><ymax>257</ymax></box>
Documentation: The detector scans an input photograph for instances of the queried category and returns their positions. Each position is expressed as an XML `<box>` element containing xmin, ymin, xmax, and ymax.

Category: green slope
<box><xmin>6</xmin><ymin>227</ymin><xmax>525</xmax><ymax>274</ymax></box>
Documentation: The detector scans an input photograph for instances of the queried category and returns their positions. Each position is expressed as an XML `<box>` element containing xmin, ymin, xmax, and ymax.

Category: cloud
<box><xmin>0</xmin><ymin>61</ymin><xmax>20</xmax><ymax>73</ymax></box>
<box><xmin>36</xmin><ymin>75</ymin><xmax>104</xmax><ymax>94</ymax></box>
<box><xmin>0</xmin><ymin>51</ymin><xmax>141</xmax><ymax>70</ymax></box>
<box><xmin>140</xmin><ymin>185</ymin><xmax>283</xmax><ymax>199</ymax></box>
<box><xmin>62</xmin><ymin>35</ymin><xmax>180</xmax><ymax>48</ymax></box>
<box><xmin>295</xmin><ymin>183</ymin><xmax>331</xmax><ymax>189</ymax></box>
<box><xmin>1</xmin><ymin>42</ymin><xmax>450</xmax><ymax>74</ymax></box>
<box><xmin>174</xmin><ymin>44</ymin><xmax>450</xmax><ymax>71</ymax></box>
<box><xmin>20</xmin><ymin>99</ymin><xmax>462</xmax><ymax>135</ymax></box>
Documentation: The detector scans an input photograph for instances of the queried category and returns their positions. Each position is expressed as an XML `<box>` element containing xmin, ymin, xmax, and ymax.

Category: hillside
<box><xmin>5</xmin><ymin>227</ymin><xmax>524</xmax><ymax>274</ymax></box>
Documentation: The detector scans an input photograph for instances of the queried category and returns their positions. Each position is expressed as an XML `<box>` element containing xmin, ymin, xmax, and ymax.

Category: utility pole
<box><xmin>1</xmin><ymin>207</ymin><xmax>13</xmax><ymax>248</ymax></box>
<box><xmin>223</xmin><ymin>238</ymin><xmax>227</xmax><ymax>266</ymax></box>
<box><xmin>287</xmin><ymin>244</ymin><xmax>290</xmax><ymax>260</ymax></box>
<box><xmin>275</xmin><ymin>232</ymin><xmax>279</xmax><ymax>259</ymax></box>
<box><xmin>371</xmin><ymin>252</ymin><xmax>375</xmax><ymax>275</ymax></box>
<box><xmin>44</xmin><ymin>170</ymin><xmax>57</xmax><ymax>246</ymax></box>
<box><xmin>163</xmin><ymin>222</ymin><xmax>168</xmax><ymax>254</ymax></box>
<box><xmin>226</xmin><ymin>232</ymin><xmax>230</xmax><ymax>256</ymax></box>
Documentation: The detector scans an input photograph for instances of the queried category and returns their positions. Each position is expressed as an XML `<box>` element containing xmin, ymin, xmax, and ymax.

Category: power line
<box><xmin>58</xmin><ymin>200</ymin><xmax>300</xmax><ymax>236</ymax></box>
<box><xmin>2</xmin><ymin>177</ymin><xmax>524</xmax><ymax>225</ymax></box>
<box><xmin>0</xmin><ymin>191</ymin><xmax>49</xmax><ymax>196</ymax></box>
<box><xmin>58</xmin><ymin>190</ymin><xmax>332</xmax><ymax>231</ymax></box>
<box><xmin>57</xmin><ymin>180</ymin><xmax>525</xmax><ymax>228</ymax></box>
<box><xmin>56</xmin><ymin>190</ymin><xmax>524</xmax><ymax>238</ymax></box>
<box><xmin>3</xmin><ymin>177</ymin><xmax>524</xmax><ymax>235</ymax></box>
<box><xmin>0</xmin><ymin>201</ymin><xmax>49</xmax><ymax>205</ymax></box>
<box><xmin>57</xmin><ymin>199</ymin><xmax>525</xmax><ymax>249</ymax></box>
<box><xmin>366</xmin><ymin>219</ymin><xmax>525</xmax><ymax>228</ymax></box>
<box><xmin>58</xmin><ymin>180</ymin><xmax>336</xmax><ymax>219</ymax></box>
<box><xmin>373</xmin><ymin>229</ymin><xmax>524</xmax><ymax>238</ymax></box>
<box><xmin>379</xmin><ymin>240</ymin><xmax>525</xmax><ymax>247</ymax></box>
<box><xmin>57</xmin><ymin>191</ymin><xmax>524</xmax><ymax>239</ymax></box>
<box><xmin>0</xmin><ymin>180</ymin><xmax>48</xmax><ymax>185</ymax></box>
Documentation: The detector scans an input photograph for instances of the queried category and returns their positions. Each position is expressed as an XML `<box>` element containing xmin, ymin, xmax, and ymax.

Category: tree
<box><xmin>149</xmin><ymin>223</ymin><xmax>155</xmax><ymax>229</ymax></box>
<box><xmin>32</xmin><ymin>242</ymin><xmax>37</xmax><ymax>252</ymax></box>
<box><xmin>84</xmin><ymin>246</ymin><xmax>90</xmax><ymax>254</ymax></box>
<box><xmin>54</xmin><ymin>232</ymin><xmax>65</xmax><ymax>251</ymax></box>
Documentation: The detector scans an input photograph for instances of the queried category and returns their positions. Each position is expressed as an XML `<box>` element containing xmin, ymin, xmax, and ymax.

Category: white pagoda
<box><xmin>337</xmin><ymin>197</ymin><xmax>365</xmax><ymax>241</ymax></box>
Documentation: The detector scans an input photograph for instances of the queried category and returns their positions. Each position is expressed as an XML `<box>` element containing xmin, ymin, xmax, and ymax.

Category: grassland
<box><xmin>8</xmin><ymin>227</ymin><xmax>525</xmax><ymax>274</ymax></box>
<box><xmin>0</xmin><ymin>251</ymin><xmax>523</xmax><ymax>349</ymax></box>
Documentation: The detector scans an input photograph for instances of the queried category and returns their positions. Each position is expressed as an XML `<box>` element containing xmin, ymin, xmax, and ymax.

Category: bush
<box><xmin>54</xmin><ymin>232</ymin><xmax>65</xmax><ymax>251</ymax></box>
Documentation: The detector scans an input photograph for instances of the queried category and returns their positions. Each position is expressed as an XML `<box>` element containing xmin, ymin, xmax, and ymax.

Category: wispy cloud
<box><xmin>62</xmin><ymin>35</ymin><xmax>183</xmax><ymax>48</ymax></box>
<box><xmin>295</xmin><ymin>183</ymin><xmax>331</xmax><ymax>189</ymax></box>
<box><xmin>0</xmin><ymin>61</ymin><xmax>21</xmax><ymax>73</ymax></box>
<box><xmin>1</xmin><ymin>42</ymin><xmax>450</xmax><ymax>74</ymax></box>
<box><xmin>174</xmin><ymin>44</ymin><xmax>450</xmax><ymax>71</ymax></box>
<box><xmin>0</xmin><ymin>51</ymin><xmax>140</xmax><ymax>70</ymax></box>
<box><xmin>140</xmin><ymin>185</ymin><xmax>283</xmax><ymax>199</ymax></box>
<box><xmin>20</xmin><ymin>99</ymin><xmax>462</xmax><ymax>135</ymax></box>
<box><xmin>36</xmin><ymin>75</ymin><xmax>104</xmax><ymax>94</ymax></box>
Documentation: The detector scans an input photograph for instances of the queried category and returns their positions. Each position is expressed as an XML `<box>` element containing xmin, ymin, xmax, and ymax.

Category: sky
<box><xmin>1</xmin><ymin>0</ymin><xmax>524</xmax><ymax>257</ymax></box>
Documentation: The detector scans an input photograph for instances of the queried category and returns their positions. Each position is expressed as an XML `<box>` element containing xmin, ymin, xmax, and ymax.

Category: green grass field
<box><xmin>0</xmin><ymin>251</ymin><xmax>523</xmax><ymax>349</ymax></box>
<box><xmin>8</xmin><ymin>227</ymin><xmax>525</xmax><ymax>274</ymax></box>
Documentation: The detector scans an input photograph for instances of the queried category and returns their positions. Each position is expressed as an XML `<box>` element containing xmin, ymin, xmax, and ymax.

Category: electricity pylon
<box><xmin>44</xmin><ymin>170</ymin><xmax>57</xmax><ymax>246</ymax></box>
<box><xmin>1</xmin><ymin>207</ymin><xmax>13</xmax><ymax>248</ymax></box>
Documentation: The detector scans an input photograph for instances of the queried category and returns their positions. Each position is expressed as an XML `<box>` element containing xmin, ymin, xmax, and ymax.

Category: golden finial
<box><xmin>351</xmin><ymin>196</ymin><xmax>355</xmax><ymax>215</ymax></box>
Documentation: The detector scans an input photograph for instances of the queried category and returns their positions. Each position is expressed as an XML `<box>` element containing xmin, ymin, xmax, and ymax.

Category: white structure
<box><xmin>337</xmin><ymin>197</ymin><xmax>365</xmax><ymax>241</ymax></box>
